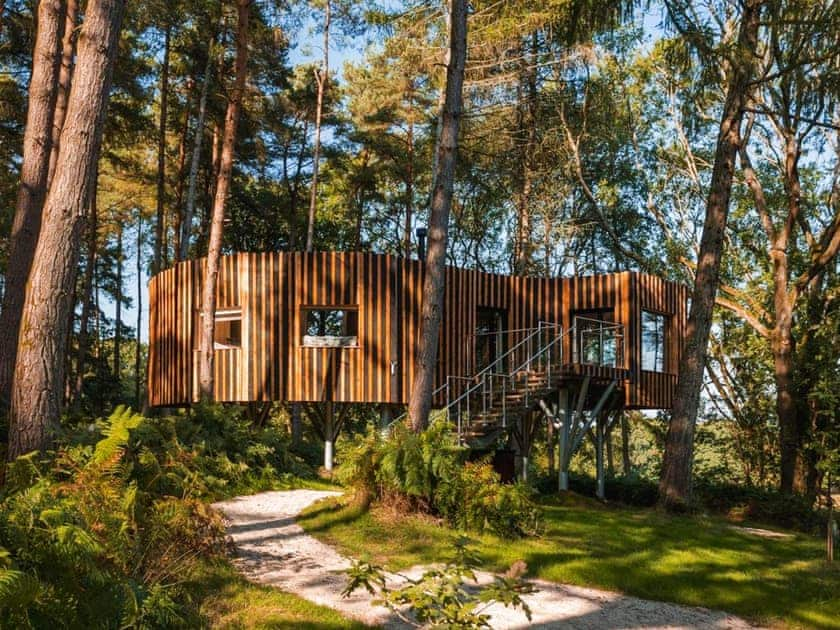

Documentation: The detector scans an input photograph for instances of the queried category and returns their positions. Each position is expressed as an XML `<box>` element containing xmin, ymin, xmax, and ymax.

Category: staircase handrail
<box><xmin>445</xmin><ymin>321</ymin><xmax>562</xmax><ymax>414</ymax></box>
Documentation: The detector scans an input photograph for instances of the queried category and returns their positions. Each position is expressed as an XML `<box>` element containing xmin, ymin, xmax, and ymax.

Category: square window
<box><xmin>301</xmin><ymin>308</ymin><xmax>359</xmax><ymax>347</ymax></box>
<box><xmin>213</xmin><ymin>307</ymin><xmax>242</xmax><ymax>349</ymax></box>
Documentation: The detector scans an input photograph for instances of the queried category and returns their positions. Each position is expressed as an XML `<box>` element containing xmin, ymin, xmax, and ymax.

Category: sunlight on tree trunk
<box><xmin>306</xmin><ymin>0</ymin><xmax>330</xmax><ymax>253</ymax></box>
<box><xmin>198</xmin><ymin>0</ymin><xmax>250</xmax><ymax>402</ymax></box>
<box><xmin>408</xmin><ymin>0</ymin><xmax>467</xmax><ymax>433</ymax></box>
<box><xmin>659</xmin><ymin>0</ymin><xmax>764</xmax><ymax>509</ymax></box>
<box><xmin>0</xmin><ymin>0</ymin><xmax>65</xmax><ymax>411</ymax></box>
<box><xmin>8</xmin><ymin>0</ymin><xmax>126</xmax><ymax>458</ymax></box>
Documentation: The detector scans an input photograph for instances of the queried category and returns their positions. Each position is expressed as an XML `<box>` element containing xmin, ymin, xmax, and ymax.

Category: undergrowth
<box><xmin>0</xmin><ymin>404</ymin><xmax>319</xmax><ymax>628</ymax></box>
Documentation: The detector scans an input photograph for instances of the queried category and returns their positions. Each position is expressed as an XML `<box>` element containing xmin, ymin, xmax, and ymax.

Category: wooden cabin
<box><xmin>149</xmin><ymin>251</ymin><xmax>686</xmax><ymax>411</ymax></box>
<box><xmin>149</xmin><ymin>251</ymin><xmax>687</xmax><ymax>487</ymax></box>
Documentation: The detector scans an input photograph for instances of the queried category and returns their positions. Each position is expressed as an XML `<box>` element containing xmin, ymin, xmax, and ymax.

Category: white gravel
<box><xmin>212</xmin><ymin>490</ymin><xmax>761</xmax><ymax>629</ymax></box>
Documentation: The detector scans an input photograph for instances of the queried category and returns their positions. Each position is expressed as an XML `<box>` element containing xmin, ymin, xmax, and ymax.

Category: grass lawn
<box><xmin>298</xmin><ymin>493</ymin><xmax>839</xmax><ymax>629</ymax></box>
<box><xmin>187</xmin><ymin>559</ymin><xmax>369</xmax><ymax>630</ymax></box>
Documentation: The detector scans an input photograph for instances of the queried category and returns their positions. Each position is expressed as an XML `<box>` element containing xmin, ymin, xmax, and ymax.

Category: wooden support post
<box><xmin>323</xmin><ymin>401</ymin><xmax>334</xmax><ymax>471</ymax></box>
<box><xmin>290</xmin><ymin>402</ymin><xmax>302</xmax><ymax>446</ymax></box>
<box><xmin>596</xmin><ymin>411</ymin><xmax>605</xmax><ymax>500</ymax></box>
<box><xmin>557</xmin><ymin>388</ymin><xmax>570</xmax><ymax>491</ymax></box>
<box><xmin>380</xmin><ymin>404</ymin><xmax>393</xmax><ymax>432</ymax></box>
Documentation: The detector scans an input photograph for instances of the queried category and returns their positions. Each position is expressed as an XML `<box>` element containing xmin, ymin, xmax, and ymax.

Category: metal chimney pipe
<box><xmin>416</xmin><ymin>227</ymin><xmax>428</xmax><ymax>261</ymax></box>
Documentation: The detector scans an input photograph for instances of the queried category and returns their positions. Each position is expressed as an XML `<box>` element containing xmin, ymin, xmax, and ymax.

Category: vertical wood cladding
<box><xmin>148</xmin><ymin>253</ymin><xmax>686</xmax><ymax>409</ymax></box>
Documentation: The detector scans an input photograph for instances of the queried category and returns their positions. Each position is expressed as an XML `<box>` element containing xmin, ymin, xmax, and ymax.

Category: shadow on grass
<box><xmin>298</xmin><ymin>493</ymin><xmax>840</xmax><ymax>629</ymax></box>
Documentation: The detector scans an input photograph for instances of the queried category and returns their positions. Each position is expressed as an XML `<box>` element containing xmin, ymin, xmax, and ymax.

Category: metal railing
<box><xmin>387</xmin><ymin>317</ymin><xmax>624</xmax><ymax>444</ymax></box>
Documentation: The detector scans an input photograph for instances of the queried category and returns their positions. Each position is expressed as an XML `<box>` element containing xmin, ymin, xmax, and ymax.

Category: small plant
<box><xmin>343</xmin><ymin>537</ymin><xmax>534</xmax><ymax>628</ymax></box>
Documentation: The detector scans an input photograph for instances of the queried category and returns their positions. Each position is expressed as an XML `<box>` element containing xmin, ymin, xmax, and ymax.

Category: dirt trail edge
<box><xmin>212</xmin><ymin>490</ymin><xmax>761</xmax><ymax>629</ymax></box>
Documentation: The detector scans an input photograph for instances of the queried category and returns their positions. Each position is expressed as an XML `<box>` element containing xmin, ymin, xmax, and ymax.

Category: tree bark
<box><xmin>198</xmin><ymin>0</ymin><xmax>249</xmax><ymax>401</ymax></box>
<box><xmin>407</xmin><ymin>0</ymin><xmax>467</xmax><ymax>433</ymax></box>
<box><xmin>659</xmin><ymin>0</ymin><xmax>763</xmax><ymax>509</ymax></box>
<box><xmin>514</xmin><ymin>33</ymin><xmax>537</xmax><ymax>275</ymax></box>
<box><xmin>113</xmin><ymin>222</ymin><xmax>123</xmax><ymax>382</ymax></box>
<box><xmin>8</xmin><ymin>0</ymin><xmax>125</xmax><ymax>458</ymax></box>
<box><xmin>305</xmin><ymin>0</ymin><xmax>330</xmax><ymax>252</ymax></box>
<box><xmin>0</xmin><ymin>0</ymin><xmax>65</xmax><ymax>411</ymax></box>
<box><xmin>47</xmin><ymin>0</ymin><xmax>78</xmax><ymax>186</ymax></box>
<box><xmin>173</xmin><ymin>90</ymin><xmax>191</xmax><ymax>258</ymax></box>
<box><xmin>135</xmin><ymin>211</ymin><xmax>143</xmax><ymax>407</ymax></box>
<box><xmin>179</xmin><ymin>34</ymin><xmax>214</xmax><ymax>262</ymax></box>
<box><xmin>152</xmin><ymin>24</ymin><xmax>171</xmax><ymax>275</ymax></box>
<box><xmin>71</xmin><ymin>178</ymin><xmax>98</xmax><ymax>411</ymax></box>
<box><xmin>770</xmin><ymin>131</ymin><xmax>805</xmax><ymax>494</ymax></box>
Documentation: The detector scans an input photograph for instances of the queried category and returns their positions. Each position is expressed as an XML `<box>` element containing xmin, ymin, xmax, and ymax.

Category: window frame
<box><xmin>572</xmin><ymin>308</ymin><xmax>621</xmax><ymax>368</ymax></box>
<box><xmin>640</xmin><ymin>309</ymin><xmax>669</xmax><ymax>373</ymax></box>
<box><xmin>207</xmin><ymin>307</ymin><xmax>242</xmax><ymax>350</ymax></box>
<box><xmin>300</xmin><ymin>305</ymin><xmax>360</xmax><ymax>348</ymax></box>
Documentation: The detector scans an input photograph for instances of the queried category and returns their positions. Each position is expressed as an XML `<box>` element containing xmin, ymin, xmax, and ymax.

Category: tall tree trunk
<box><xmin>774</xmin><ymin>133</ymin><xmax>808</xmax><ymax>495</ymax></box>
<box><xmin>404</xmin><ymin>90</ymin><xmax>414</xmax><ymax>256</ymax></box>
<box><xmin>173</xmin><ymin>92</ymin><xmax>191</xmax><ymax>258</ymax></box>
<box><xmin>0</xmin><ymin>0</ymin><xmax>65</xmax><ymax>411</ymax></box>
<box><xmin>407</xmin><ymin>0</ymin><xmax>467</xmax><ymax>433</ymax></box>
<box><xmin>198</xmin><ymin>0</ymin><xmax>249</xmax><ymax>401</ymax></box>
<box><xmin>659</xmin><ymin>0</ymin><xmax>763</xmax><ymax>509</ymax></box>
<box><xmin>152</xmin><ymin>24</ymin><xmax>171</xmax><ymax>275</ymax></box>
<box><xmin>305</xmin><ymin>0</ymin><xmax>330</xmax><ymax>252</ymax></box>
<box><xmin>113</xmin><ymin>222</ymin><xmax>123</xmax><ymax>383</ymax></box>
<box><xmin>47</xmin><ymin>0</ymin><xmax>79</xmax><ymax>186</ymax></box>
<box><xmin>135</xmin><ymin>211</ymin><xmax>143</xmax><ymax>407</ymax></box>
<box><xmin>8</xmin><ymin>0</ymin><xmax>125</xmax><ymax>459</ymax></box>
<box><xmin>71</xmin><ymin>178</ymin><xmax>98</xmax><ymax>411</ymax></box>
<box><xmin>514</xmin><ymin>33</ymin><xmax>537</xmax><ymax>275</ymax></box>
<box><xmin>179</xmin><ymin>34</ymin><xmax>214</xmax><ymax>261</ymax></box>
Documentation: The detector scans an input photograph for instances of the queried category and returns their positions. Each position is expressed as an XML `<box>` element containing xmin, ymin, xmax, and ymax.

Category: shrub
<box><xmin>0</xmin><ymin>407</ymin><xmax>229</xmax><ymax>628</ymax></box>
<box><xmin>339</xmin><ymin>422</ymin><xmax>541</xmax><ymax>537</ymax></box>
<box><xmin>693</xmin><ymin>481</ymin><xmax>826</xmax><ymax>533</ymax></box>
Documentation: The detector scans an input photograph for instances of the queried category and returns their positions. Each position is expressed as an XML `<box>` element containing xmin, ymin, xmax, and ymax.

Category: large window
<box><xmin>213</xmin><ymin>308</ymin><xmax>242</xmax><ymax>349</ymax></box>
<box><xmin>301</xmin><ymin>307</ymin><xmax>359</xmax><ymax>347</ymax></box>
<box><xmin>574</xmin><ymin>310</ymin><xmax>620</xmax><ymax>367</ymax></box>
<box><xmin>641</xmin><ymin>311</ymin><xmax>668</xmax><ymax>372</ymax></box>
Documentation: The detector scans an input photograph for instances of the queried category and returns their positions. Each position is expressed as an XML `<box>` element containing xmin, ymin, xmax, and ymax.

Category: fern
<box><xmin>92</xmin><ymin>405</ymin><xmax>144</xmax><ymax>467</ymax></box>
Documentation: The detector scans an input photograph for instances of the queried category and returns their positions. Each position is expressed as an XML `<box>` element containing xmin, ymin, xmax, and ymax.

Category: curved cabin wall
<box><xmin>148</xmin><ymin>251</ymin><xmax>687</xmax><ymax>409</ymax></box>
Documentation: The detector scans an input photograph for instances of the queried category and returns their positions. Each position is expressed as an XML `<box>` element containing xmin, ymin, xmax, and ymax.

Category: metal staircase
<box><xmin>440</xmin><ymin>317</ymin><xmax>624</xmax><ymax>447</ymax></box>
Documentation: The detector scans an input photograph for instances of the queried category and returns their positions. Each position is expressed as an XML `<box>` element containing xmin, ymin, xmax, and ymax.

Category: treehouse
<box><xmin>148</xmin><ymin>251</ymin><xmax>687</xmax><ymax>491</ymax></box>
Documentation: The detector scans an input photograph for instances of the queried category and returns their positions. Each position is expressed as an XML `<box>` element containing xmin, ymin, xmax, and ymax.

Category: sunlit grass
<box><xmin>298</xmin><ymin>493</ymin><xmax>839</xmax><ymax>629</ymax></box>
<box><xmin>187</xmin><ymin>559</ymin><xmax>368</xmax><ymax>629</ymax></box>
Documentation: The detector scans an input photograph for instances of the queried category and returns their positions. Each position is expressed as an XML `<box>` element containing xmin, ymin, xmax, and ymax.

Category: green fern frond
<box><xmin>0</xmin><ymin>567</ymin><xmax>41</xmax><ymax>611</ymax></box>
<box><xmin>92</xmin><ymin>406</ymin><xmax>145</xmax><ymax>467</ymax></box>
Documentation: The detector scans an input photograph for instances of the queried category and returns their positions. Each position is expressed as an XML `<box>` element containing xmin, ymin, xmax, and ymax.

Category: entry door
<box><xmin>475</xmin><ymin>307</ymin><xmax>507</xmax><ymax>373</ymax></box>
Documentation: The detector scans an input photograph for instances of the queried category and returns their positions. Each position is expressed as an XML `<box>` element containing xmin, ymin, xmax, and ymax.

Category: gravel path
<box><xmin>212</xmin><ymin>490</ymin><xmax>761</xmax><ymax>629</ymax></box>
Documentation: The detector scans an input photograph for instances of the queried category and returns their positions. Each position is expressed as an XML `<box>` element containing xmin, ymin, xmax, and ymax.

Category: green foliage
<box><xmin>0</xmin><ymin>404</ymin><xmax>314</xmax><ymax>628</ymax></box>
<box><xmin>338</xmin><ymin>422</ymin><xmax>541</xmax><ymax>537</ymax></box>
<box><xmin>343</xmin><ymin>538</ymin><xmax>534</xmax><ymax>628</ymax></box>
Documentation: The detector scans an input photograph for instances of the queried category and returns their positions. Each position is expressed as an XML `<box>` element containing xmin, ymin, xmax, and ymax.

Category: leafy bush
<box><xmin>338</xmin><ymin>422</ymin><xmax>541</xmax><ymax>537</ymax></box>
<box><xmin>0</xmin><ymin>403</ymin><xmax>315</xmax><ymax>628</ymax></box>
<box><xmin>534</xmin><ymin>472</ymin><xmax>659</xmax><ymax>507</ymax></box>
<box><xmin>693</xmin><ymin>481</ymin><xmax>826</xmax><ymax>534</ymax></box>
<box><xmin>0</xmin><ymin>406</ymin><xmax>227</xmax><ymax>628</ymax></box>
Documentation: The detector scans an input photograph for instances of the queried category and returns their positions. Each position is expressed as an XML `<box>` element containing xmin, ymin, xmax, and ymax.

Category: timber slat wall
<box><xmin>148</xmin><ymin>251</ymin><xmax>687</xmax><ymax>409</ymax></box>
